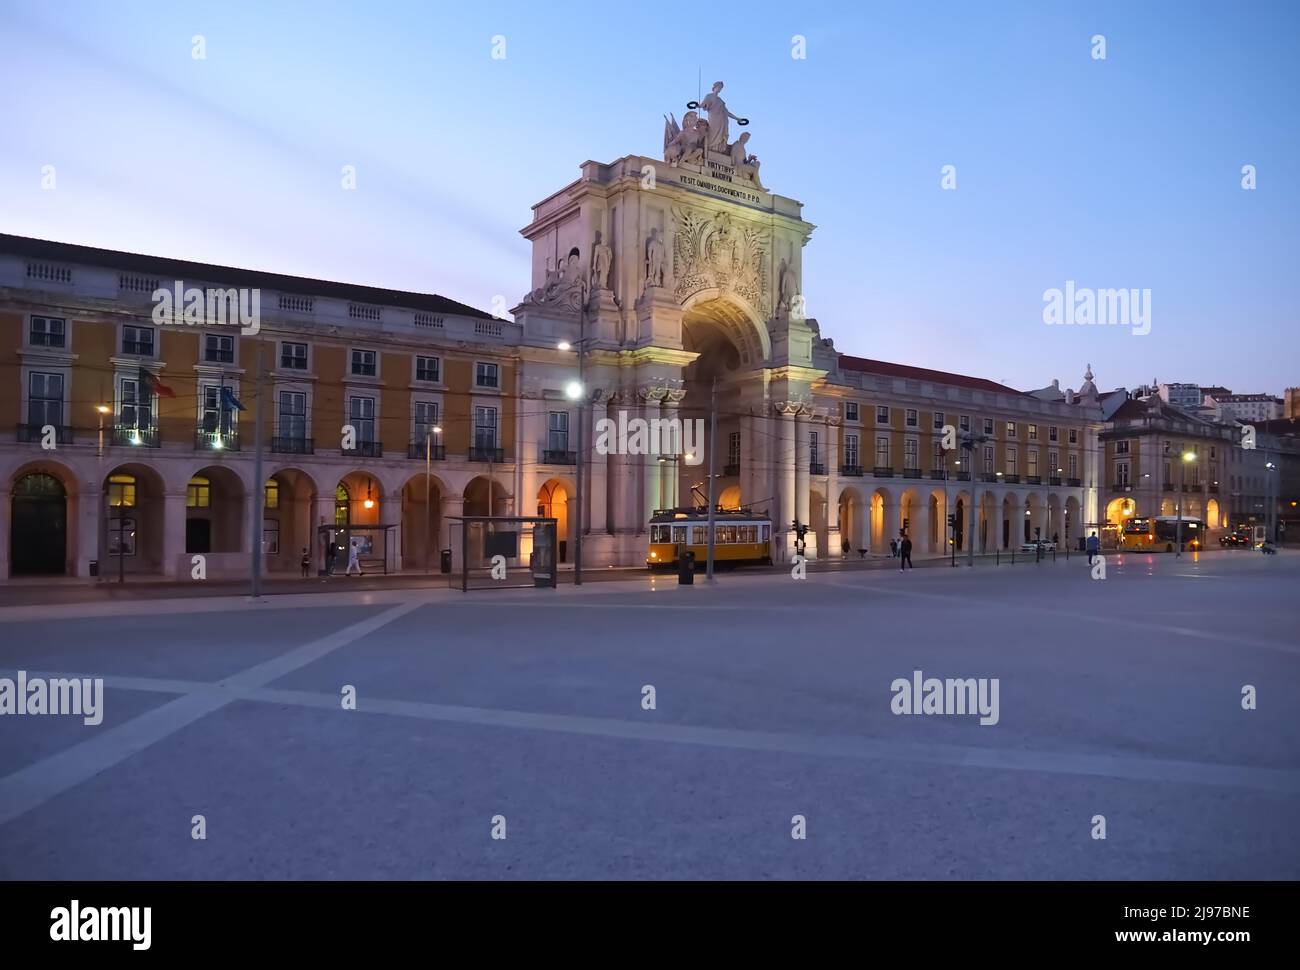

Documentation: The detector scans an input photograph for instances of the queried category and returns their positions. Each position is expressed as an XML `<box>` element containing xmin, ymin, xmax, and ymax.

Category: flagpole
<box><xmin>250</xmin><ymin>341</ymin><xmax>266</xmax><ymax>598</ymax></box>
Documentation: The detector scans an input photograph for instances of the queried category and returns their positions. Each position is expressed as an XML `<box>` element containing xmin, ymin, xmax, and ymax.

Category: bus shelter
<box><xmin>316</xmin><ymin>524</ymin><xmax>396</xmax><ymax>575</ymax></box>
<box><xmin>449</xmin><ymin>516</ymin><xmax>557</xmax><ymax>591</ymax></box>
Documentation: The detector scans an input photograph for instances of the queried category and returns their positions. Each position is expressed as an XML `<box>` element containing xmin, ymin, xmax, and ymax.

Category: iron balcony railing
<box><xmin>956</xmin><ymin>471</ymin><xmax>972</xmax><ymax>481</ymax></box>
<box><xmin>343</xmin><ymin>441</ymin><xmax>383</xmax><ymax>458</ymax></box>
<box><xmin>873</xmin><ymin>466</ymin><xmax>895</xmax><ymax>477</ymax></box>
<box><xmin>1066</xmin><ymin>477</ymin><xmax>1081</xmax><ymax>487</ymax></box>
<box><xmin>930</xmin><ymin>469</ymin><xmax>948</xmax><ymax>480</ymax></box>
<box><xmin>977</xmin><ymin>472</ymin><xmax>998</xmax><ymax>483</ymax></box>
<box><xmin>469</xmin><ymin>446</ymin><xmax>504</xmax><ymax>462</ymax></box>
<box><xmin>272</xmin><ymin>436</ymin><xmax>314</xmax><ymax>454</ymax></box>
<box><xmin>16</xmin><ymin>423</ymin><xmax>73</xmax><ymax>444</ymax></box>
<box><xmin>1048</xmin><ymin>476</ymin><xmax>1062</xmax><ymax>486</ymax></box>
<box><xmin>723</xmin><ymin>463</ymin><xmax>740</xmax><ymax>477</ymax></box>
<box><xmin>111</xmin><ymin>425</ymin><xmax>160</xmax><ymax>448</ymax></box>
<box><xmin>840</xmin><ymin>464</ymin><xmax>863</xmax><ymax>477</ymax></box>
<box><xmin>542</xmin><ymin>449</ymin><xmax>576</xmax><ymax>465</ymax></box>
<box><xmin>902</xmin><ymin>468</ymin><xmax>922</xmax><ymax>478</ymax></box>
<box><xmin>1026</xmin><ymin>475</ymin><xmax>1042</xmax><ymax>485</ymax></box>
<box><xmin>408</xmin><ymin>443</ymin><xmax>446</xmax><ymax>460</ymax></box>
<box><xmin>195</xmin><ymin>428</ymin><xmax>239</xmax><ymax>451</ymax></box>
<box><xmin>1003</xmin><ymin>474</ymin><xmax>1021</xmax><ymax>484</ymax></box>
<box><xmin>809</xmin><ymin>462</ymin><xmax>826</xmax><ymax>476</ymax></box>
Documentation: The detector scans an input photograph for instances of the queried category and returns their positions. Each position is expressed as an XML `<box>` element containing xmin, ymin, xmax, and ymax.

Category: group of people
<box><xmin>300</xmin><ymin>536</ymin><xmax>364</xmax><ymax>578</ymax></box>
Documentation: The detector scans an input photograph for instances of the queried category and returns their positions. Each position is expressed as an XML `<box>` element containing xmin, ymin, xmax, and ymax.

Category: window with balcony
<box><xmin>348</xmin><ymin>395</ymin><xmax>376</xmax><ymax>443</ymax></box>
<box><xmin>1069</xmin><ymin>454</ymin><xmax>1078</xmax><ymax>479</ymax></box>
<box><xmin>1028</xmin><ymin>449</ymin><xmax>1038</xmax><ymax>476</ymax></box>
<box><xmin>1005</xmin><ymin>446</ymin><xmax>1017</xmax><ymax>475</ymax></box>
<box><xmin>548</xmin><ymin>411</ymin><xmax>569</xmax><ymax>454</ymax></box>
<box><xmin>844</xmin><ymin>434</ymin><xmax>859</xmax><ymax>468</ymax></box>
<box><xmin>280</xmin><ymin>342</ymin><xmax>308</xmax><ymax>370</ymax></box>
<box><xmin>29</xmin><ymin>316</ymin><xmax>66</xmax><ymax>348</ymax></box>
<box><xmin>119</xmin><ymin>378</ymin><xmax>152</xmax><ymax>430</ymax></box>
<box><xmin>1116</xmin><ymin>461</ymin><xmax>1131</xmax><ymax>487</ymax></box>
<box><xmin>350</xmin><ymin>349</ymin><xmax>377</xmax><ymax>376</ymax></box>
<box><xmin>416</xmin><ymin>356</ymin><xmax>441</xmax><ymax>382</ymax></box>
<box><xmin>728</xmin><ymin>431</ymin><xmax>740</xmax><ymax>469</ymax></box>
<box><xmin>875</xmin><ymin>435</ymin><xmax>890</xmax><ymax>468</ymax></box>
<box><xmin>122</xmin><ymin>325</ymin><xmax>155</xmax><ymax>357</ymax></box>
<box><xmin>904</xmin><ymin>438</ymin><xmax>918</xmax><ymax>469</ymax></box>
<box><xmin>984</xmin><ymin>445</ymin><xmax>994</xmax><ymax>473</ymax></box>
<box><xmin>27</xmin><ymin>372</ymin><xmax>64</xmax><ymax>429</ymax></box>
<box><xmin>278</xmin><ymin>391</ymin><xmax>307</xmax><ymax>441</ymax></box>
<box><xmin>475</xmin><ymin>362</ymin><xmax>499</xmax><ymax>389</ymax></box>
<box><xmin>204</xmin><ymin>334</ymin><xmax>235</xmax><ymax>364</ymax></box>
<box><xmin>474</xmin><ymin>406</ymin><xmax>498</xmax><ymax>450</ymax></box>
<box><xmin>200</xmin><ymin>385</ymin><xmax>235</xmax><ymax>435</ymax></box>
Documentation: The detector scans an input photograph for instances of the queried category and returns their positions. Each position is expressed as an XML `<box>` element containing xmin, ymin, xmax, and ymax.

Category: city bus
<box><xmin>1120</xmin><ymin>515</ymin><xmax>1206</xmax><ymax>553</ymax></box>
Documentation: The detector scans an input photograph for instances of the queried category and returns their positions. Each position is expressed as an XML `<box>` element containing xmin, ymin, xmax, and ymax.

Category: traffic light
<box><xmin>947</xmin><ymin>514</ymin><xmax>956</xmax><ymax>530</ymax></box>
<box><xmin>902</xmin><ymin>517</ymin><xmax>910</xmax><ymax>530</ymax></box>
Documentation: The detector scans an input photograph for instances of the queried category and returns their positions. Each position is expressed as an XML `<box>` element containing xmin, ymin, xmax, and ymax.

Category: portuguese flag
<box><xmin>138</xmin><ymin>366</ymin><xmax>176</xmax><ymax>399</ymax></box>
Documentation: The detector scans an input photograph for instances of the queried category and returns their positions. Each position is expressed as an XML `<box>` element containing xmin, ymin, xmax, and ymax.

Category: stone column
<box><xmin>795</xmin><ymin>411</ymin><xmax>813</xmax><ymax>558</ymax></box>
<box><xmin>162</xmin><ymin>488</ymin><xmax>187</xmax><ymax>578</ymax></box>
<box><xmin>0</xmin><ymin>484</ymin><xmax>10</xmax><ymax>581</ymax></box>
<box><xmin>778</xmin><ymin>408</ymin><xmax>797</xmax><ymax>559</ymax></box>
<box><xmin>825</xmin><ymin>419</ymin><xmax>841</xmax><ymax>556</ymax></box>
<box><xmin>76</xmin><ymin>479</ymin><xmax>100</xmax><ymax>578</ymax></box>
<box><xmin>992</xmin><ymin>496</ymin><xmax>1005</xmax><ymax>552</ymax></box>
<box><xmin>440</xmin><ymin>494</ymin><xmax>464</xmax><ymax>567</ymax></box>
<box><xmin>915</xmin><ymin>500</ymin><xmax>931</xmax><ymax>556</ymax></box>
<box><xmin>588</xmin><ymin>395</ymin><xmax>609</xmax><ymax>533</ymax></box>
<box><xmin>381</xmin><ymin>487</ymin><xmax>402</xmax><ymax>573</ymax></box>
<box><xmin>643</xmin><ymin>397</ymin><xmax>662</xmax><ymax>517</ymax></box>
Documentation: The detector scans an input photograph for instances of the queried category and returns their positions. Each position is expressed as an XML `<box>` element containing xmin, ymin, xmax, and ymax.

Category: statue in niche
<box><xmin>590</xmin><ymin>231</ymin><xmax>612</xmax><ymax>290</ymax></box>
<box><xmin>778</xmin><ymin>258</ymin><xmax>799</xmax><ymax>310</ymax></box>
<box><xmin>699</xmin><ymin>81</ymin><xmax>744</xmax><ymax>153</ymax></box>
<box><xmin>707</xmin><ymin>213</ymin><xmax>738</xmax><ymax>275</ymax></box>
<box><xmin>645</xmin><ymin>228</ymin><xmax>666</xmax><ymax>288</ymax></box>
<box><xmin>664</xmin><ymin>111</ymin><xmax>709</xmax><ymax>167</ymax></box>
<box><xmin>728</xmin><ymin>132</ymin><xmax>763</xmax><ymax>189</ymax></box>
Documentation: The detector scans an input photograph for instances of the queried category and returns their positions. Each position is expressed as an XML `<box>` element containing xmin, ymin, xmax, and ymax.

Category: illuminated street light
<box><xmin>564</xmin><ymin>380</ymin><xmax>583</xmax><ymax>400</ymax></box>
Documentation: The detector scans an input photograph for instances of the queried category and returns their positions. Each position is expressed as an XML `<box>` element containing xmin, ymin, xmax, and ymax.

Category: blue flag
<box><xmin>220</xmin><ymin>386</ymin><xmax>245</xmax><ymax>412</ymax></box>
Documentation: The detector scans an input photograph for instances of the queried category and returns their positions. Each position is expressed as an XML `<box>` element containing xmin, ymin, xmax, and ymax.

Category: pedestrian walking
<box><xmin>346</xmin><ymin>537</ymin><xmax>363</xmax><ymax>576</ymax></box>
<box><xmin>300</xmin><ymin>547</ymin><xmax>311</xmax><ymax>578</ymax></box>
<box><xmin>324</xmin><ymin>539</ymin><xmax>337</xmax><ymax>576</ymax></box>
<box><xmin>1052</xmin><ymin>532</ymin><xmax>1059</xmax><ymax>548</ymax></box>
<box><xmin>899</xmin><ymin>534</ymin><xmax>913</xmax><ymax>571</ymax></box>
<box><xmin>889</xmin><ymin>538</ymin><xmax>898</xmax><ymax>558</ymax></box>
<box><xmin>1086</xmin><ymin>530</ymin><xmax>1100</xmax><ymax>565</ymax></box>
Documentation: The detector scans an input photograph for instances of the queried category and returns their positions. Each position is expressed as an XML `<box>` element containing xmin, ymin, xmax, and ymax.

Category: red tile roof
<box><xmin>0</xmin><ymin>233</ymin><xmax>495</xmax><ymax>320</ymax></box>
<box><xmin>838</xmin><ymin>355</ymin><xmax>1028</xmax><ymax>396</ymax></box>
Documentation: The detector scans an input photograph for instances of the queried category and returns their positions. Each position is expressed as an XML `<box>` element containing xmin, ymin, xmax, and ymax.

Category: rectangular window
<box><xmin>904</xmin><ymin>438</ymin><xmax>918</xmax><ymax>469</ymax></box>
<box><xmin>1116</xmin><ymin>460</ymin><xmax>1130</xmax><ymax>486</ymax></box>
<box><xmin>959</xmin><ymin>414</ymin><xmax>970</xmax><ymax>432</ymax></box>
<box><xmin>809</xmin><ymin>430</ymin><xmax>819</xmax><ymax>465</ymax></box>
<box><xmin>474</xmin><ymin>406</ymin><xmax>498</xmax><ymax>449</ymax></box>
<box><xmin>844</xmin><ymin>434</ymin><xmax>859</xmax><ymax>467</ymax></box>
<box><xmin>1069</xmin><ymin>454</ymin><xmax>1079</xmax><ymax>479</ymax></box>
<box><xmin>1028</xmin><ymin>424</ymin><xmax>1038</xmax><ymax>441</ymax></box>
<box><xmin>1028</xmin><ymin>450</ymin><xmax>1038</xmax><ymax>475</ymax></box>
<box><xmin>123</xmin><ymin>325</ymin><xmax>155</xmax><ymax>357</ymax></box>
<box><xmin>29</xmin><ymin>315</ymin><xmax>66</xmax><ymax>348</ymax></box>
<box><xmin>28</xmin><ymin>372</ymin><xmax>64</xmax><ymax>428</ymax></box>
<box><xmin>1005</xmin><ymin>421</ymin><xmax>1017</xmax><ymax>438</ymax></box>
<box><xmin>349</xmin><ymin>395</ymin><xmax>376</xmax><ymax>442</ymax></box>
<box><xmin>728</xmin><ymin>431</ymin><xmax>740</xmax><ymax>467</ymax></box>
<box><xmin>278</xmin><ymin>391</ymin><xmax>307</xmax><ymax>439</ymax></box>
<box><xmin>265</xmin><ymin>481</ymin><xmax>279</xmax><ymax>510</ymax></box>
<box><xmin>475</xmin><ymin>362</ymin><xmax>499</xmax><ymax>389</ymax></box>
<box><xmin>1069</xmin><ymin>428</ymin><xmax>1078</xmax><ymax>444</ymax></box>
<box><xmin>933</xmin><ymin>440</ymin><xmax>945</xmax><ymax>464</ymax></box>
<box><xmin>548</xmin><ymin>411</ymin><xmax>569</xmax><ymax>453</ymax></box>
<box><xmin>1005</xmin><ymin>446</ymin><xmax>1017</xmax><ymax>475</ymax></box>
<box><xmin>416</xmin><ymin>356</ymin><xmax>440</xmax><ymax>382</ymax></box>
<box><xmin>280</xmin><ymin>342</ymin><xmax>308</xmax><ymax>370</ymax></box>
<box><xmin>905</xmin><ymin>408</ymin><xmax>918</xmax><ymax>428</ymax></box>
<box><xmin>187</xmin><ymin>478</ymin><xmax>210</xmax><ymax>508</ymax></box>
<box><xmin>983</xmin><ymin>445</ymin><xmax>994</xmax><ymax>473</ymax></box>
<box><xmin>1115</xmin><ymin>439</ymin><xmax>1130</xmax><ymax>454</ymax></box>
<box><xmin>1049</xmin><ymin>426</ymin><xmax>1058</xmax><ymax>442</ymax></box>
<box><xmin>119</xmin><ymin>378</ymin><xmax>152</xmax><ymax>429</ymax></box>
<box><xmin>932</xmin><ymin>411</ymin><xmax>945</xmax><ymax>431</ymax></box>
<box><xmin>983</xmin><ymin>418</ymin><xmax>994</xmax><ymax>436</ymax></box>
<box><xmin>414</xmin><ymin>401</ymin><xmax>439</xmax><ymax>443</ymax></box>
<box><xmin>200</xmin><ymin>385</ymin><xmax>234</xmax><ymax>434</ymax></box>
<box><xmin>1048</xmin><ymin>450</ymin><xmax>1059</xmax><ymax>475</ymax></box>
<box><xmin>875</xmin><ymin>435</ymin><xmax>890</xmax><ymax>468</ymax></box>
<box><xmin>350</xmin><ymin>349</ymin><xmax>377</xmax><ymax>376</ymax></box>
<box><xmin>876</xmin><ymin>405</ymin><xmax>890</xmax><ymax>424</ymax></box>
<box><xmin>844</xmin><ymin>402</ymin><xmax>859</xmax><ymax>422</ymax></box>
<box><xmin>204</xmin><ymin>334</ymin><xmax>235</xmax><ymax>364</ymax></box>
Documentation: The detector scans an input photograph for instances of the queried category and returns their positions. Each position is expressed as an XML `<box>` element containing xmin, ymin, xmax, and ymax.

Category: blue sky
<box><xmin>2</xmin><ymin>0</ymin><xmax>1296</xmax><ymax>394</ymax></box>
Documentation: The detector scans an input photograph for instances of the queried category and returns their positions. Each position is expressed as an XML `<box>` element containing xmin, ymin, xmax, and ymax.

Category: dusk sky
<box><xmin>2</xmin><ymin>0</ymin><xmax>1296</xmax><ymax>395</ymax></box>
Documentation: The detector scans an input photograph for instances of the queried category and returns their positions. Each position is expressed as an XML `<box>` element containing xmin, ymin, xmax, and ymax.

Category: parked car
<box><xmin>1219</xmin><ymin>531</ymin><xmax>1252</xmax><ymax>547</ymax></box>
<box><xmin>1020</xmin><ymin>539</ymin><xmax>1056</xmax><ymax>553</ymax></box>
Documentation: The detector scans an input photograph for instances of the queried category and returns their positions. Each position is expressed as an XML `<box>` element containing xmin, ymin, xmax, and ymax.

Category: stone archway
<box><xmin>10</xmin><ymin>469</ymin><xmax>70</xmax><ymax>575</ymax></box>
<box><xmin>537</xmin><ymin>477</ymin><xmax>574</xmax><ymax>563</ymax></box>
<box><xmin>103</xmin><ymin>463</ymin><xmax>165</xmax><ymax>577</ymax></box>
<box><xmin>185</xmin><ymin>465</ymin><xmax>246</xmax><ymax>555</ymax></box>
<box><xmin>839</xmin><ymin>487</ymin><xmax>865</xmax><ymax>554</ymax></box>
<box><xmin>401</xmin><ymin>471</ymin><xmax>447</xmax><ymax>571</ymax></box>
<box><xmin>266</xmin><ymin>467</ymin><xmax>319</xmax><ymax>573</ymax></box>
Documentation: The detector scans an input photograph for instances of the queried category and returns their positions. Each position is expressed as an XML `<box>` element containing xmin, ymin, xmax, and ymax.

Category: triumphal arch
<box><xmin>512</xmin><ymin>81</ymin><xmax>842</xmax><ymax>567</ymax></box>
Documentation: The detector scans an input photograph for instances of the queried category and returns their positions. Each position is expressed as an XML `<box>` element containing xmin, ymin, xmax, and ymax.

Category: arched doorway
<box><xmin>1105</xmin><ymin>496</ymin><xmax>1136</xmax><ymax>527</ymax></box>
<box><xmin>402</xmin><ymin>472</ymin><xmax>444</xmax><ymax>571</ymax></box>
<box><xmin>839</xmin><ymin>487</ymin><xmax>864</xmax><ymax>553</ymax></box>
<box><xmin>267</xmin><ymin>468</ymin><xmax>318</xmax><ymax>573</ymax></box>
<box><xmin>536</xmin><ymin>478</ymin><xmax>572</xmax><ymax>562</ymax></box>
<box><xmin>718</xmin><ymin>485</ymin><xmax>742</xmax><ymax>511</ymax></box>
<box><xmin>869</xmin><ymin>488</ymin><xmax>893</xmax><ymax>551</ymax></box>
<box><xmin>1206</xmin><ymin>497</ymin><xmax>1221</xmax><ymax>530</ymax></box>
<box><xmin>185</xmin><ymin>466</ymin><xmax>246</xmax><ymax>555</ymax></box>
<box><xmin>464</xmin><ymin>476</ymin><xmax>508</xmax><ymax>517</ymax></box>
<box><xmin>810</xmin><ymin>487</ymin><xmax>827</xmax><ymax>558</ymax></box>
<box><xmin>104</xmin><ymin>464</ymin><xmax>165</xmax><ymax>575</ymax></box>
<box><xmin>10</xmin><ymin>472</ymin><xmax>67</xmax><ymax>575</ymax></box>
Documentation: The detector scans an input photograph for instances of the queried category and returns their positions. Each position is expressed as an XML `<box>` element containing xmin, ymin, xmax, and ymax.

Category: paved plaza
<box><xmin>0</xmin><ymin>551</ymin><xmax>1297</xmax><ymax>880</ymax></box>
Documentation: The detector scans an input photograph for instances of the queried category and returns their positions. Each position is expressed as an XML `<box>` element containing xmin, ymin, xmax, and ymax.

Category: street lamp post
<box><xmin>96</xmin><ymin>405</ymin><xmax>109</xmax><ymax>583</ymax></box>
<box><xmin>1176</xmin><ymin>449</ymin><xmax>1196</xmax><ymax>557</ymax></box>
<box><xmin>558</xmin><ymin>294</ymin><xmax>592</xmax><ymax>586</ymax></box>
<box><xmin>961</xmin><ymin>432</ymin><xmax>989</xmax><ymax>567</ymax></box>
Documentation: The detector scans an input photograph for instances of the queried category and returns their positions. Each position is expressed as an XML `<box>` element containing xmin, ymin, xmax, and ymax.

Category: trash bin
<box><xmin>440</xmin><ymin>549</ymin><xmax>453</xmax><ymax>574</ymax></box>
<box><xmin>89</xmin><ymin>559</ymin><xmax>98</xmax><ymax>578</ymax></box>
<box><xmin>678</xmin><ymin>550</ymin><xmax>695</xmax><ymax>585</ymax></box>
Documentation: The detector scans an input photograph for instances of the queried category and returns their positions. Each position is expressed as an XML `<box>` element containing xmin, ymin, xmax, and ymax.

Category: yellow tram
<box><xmin>646</xmin><ymin>508</ymin><xmax>773</xmax><ymax>569</ymax></box>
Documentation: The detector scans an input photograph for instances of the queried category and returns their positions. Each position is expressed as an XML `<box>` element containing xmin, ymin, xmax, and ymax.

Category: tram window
<box><xmin>736</xmin><ymin>525</ymin><xmax>757</xmax><ymax>543</ymax></box>
<box><xmin>762</xmin><ymin>524</ymin><xmax>770</xmax><ymax>541</ymax></box>
<box><xmin>672</xmin><ymin>526</ymin><xmax>688</xmax><ymax>544</ymax></box>
<box><xmin>651</xmin><ymin>525</ymin><xmax>670</xmax><ymax>543</ymax></box>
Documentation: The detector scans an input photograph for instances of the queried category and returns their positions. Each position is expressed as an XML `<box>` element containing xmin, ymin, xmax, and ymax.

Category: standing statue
<box><xmin>699</xmin><ymin>81</ymin><xmax>744</xmax><ymax>153</ymax></box>
<box><xmin>645</xmin><ymin>228</ymin><xmax>666</xmax><ymax>288</ymax></box>
<box><xmin>591</xmin><ymin>231</ymin><xmax>612</xmax><ymax>290</ymax></box>
<box><xmin>778</xmin><ymin>258</ymin><xmax>798</xmax><ymax>310</ymax></box>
